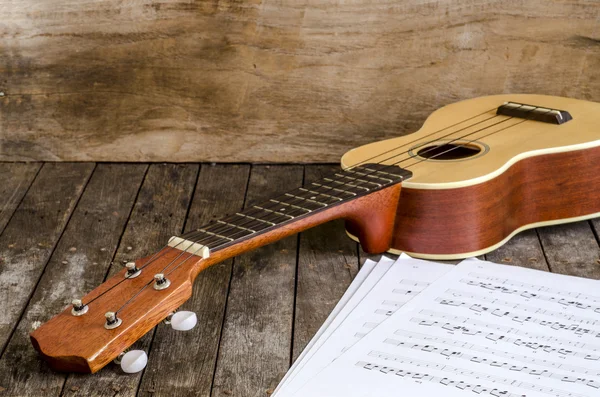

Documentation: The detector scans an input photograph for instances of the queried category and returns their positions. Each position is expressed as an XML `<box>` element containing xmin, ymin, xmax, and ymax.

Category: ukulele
<box><xmin>31</xmin><ymin>94</ymin><xmax>600</xmax><ymax>373</ymax></box>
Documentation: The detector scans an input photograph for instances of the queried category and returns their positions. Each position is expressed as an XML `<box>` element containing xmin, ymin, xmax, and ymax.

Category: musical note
<box><xmin>444</xmin><ymin>290</ymin><xmax>600</xmax><ymax>326</ymax></box>
<box><xmin>362</xmin><ymin>353</ymin><xmax>590</xmax><ymax>397</ymax></box>
<box><xmin>381</xmin><ymin>337</ymin><xmax>600</xmax><ymax>388</ymax></box>
<box><xmin>434</xmin><ymin>297</ymin><xmax>600</xmax><ymax>336</ymax></box>
<box><xmin>356</xmin><ymin>361</ymin><xmax>523</xmax><ymax>397</ymax></box>
<box><xmin>413</xmin><ymin>311</ymin><xmax>600</xmax><ymax>352</ymax></box>
<box><xmin>392</xmin><ymin>330</ymin><xmax>600</xmax><ymax>376</ymax></box>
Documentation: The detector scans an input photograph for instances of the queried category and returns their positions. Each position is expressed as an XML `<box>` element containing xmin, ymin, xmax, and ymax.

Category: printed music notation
<box><xmin>381</xmin><ymin>338</ymin><xmax>600</xmax><ymax>389</ymax></box>
<box><xmin>274</xmin><ymin>255</ymin><xmax>451</xmax><ymax>396</ymax></box>
<box><xmin>444</xmin><ymin>290</ymin><xmax>600</xmax><ymax>325</ymax></box>
<box><xmin>435</xmin><ymin>297</ymin><xmax>600</xmax><ymax>336</ymax></box>
<box><xmin>412</xmin><ymin>310</ymin><xmax>600</xmax><ymax>353</ymax></box>
<box><xmin>392</xmin><ymin>330</ymin><xmax>600</xmax><ymax>376</ymax></box>
<box><xmin>355</xmin><ymin>361</ymin><xmax>524</xmax><ymax>397</ymax></box>
<box><xmin>295</xmin><ymin>259</ymin><xmax>600</xmax><ymax>397</ymax></box>
<box><xmin>465</xmin><ymin>273</ymin><xmax>600</xmax><ymax>303</ymax></box>
<box><xmin>362</xmin><ymin>352</ymin><xmax>590</xmax><ymax>397</ymax></box>
<box><xmin>459</xmin><ymin>279</ymin><xmax>600</xmax><ymax>314</ymax></box>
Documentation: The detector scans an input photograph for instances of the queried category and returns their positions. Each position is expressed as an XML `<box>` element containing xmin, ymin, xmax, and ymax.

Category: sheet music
<box><xmin>277</xmin><ymin>254</ymin><xmax>452</xmax><ymax>395</ymax></box>
<box><xmin>273</xmin><ymin>256</ymin><xmax>387</xmax><ymax>395</ymax></box>
<box><xmin>274</xmin><ymin>256</ymin><xmax>395</xmax><ymax>395</ymax></box>
<box><xmin>296</xmin><ymin>258</ymin><xmax>600</xmax><ymax>397</ymax></box>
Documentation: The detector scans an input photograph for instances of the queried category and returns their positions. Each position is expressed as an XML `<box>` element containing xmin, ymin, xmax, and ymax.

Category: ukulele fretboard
<box><xmin>175</xmin><ymin>164</ymin><xmax>412</xmax><ymax>252</ymax></box>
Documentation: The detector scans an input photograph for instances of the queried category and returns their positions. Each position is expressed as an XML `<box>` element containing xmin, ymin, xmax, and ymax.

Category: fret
<box><xmin>252</xmin><ymin>205</ymin><xmax>295</xmax><ymax>224</ymax></box>
<box><xmin>216</xmin><ymin>220</ymin><xmax>255</xmax><ymax>238</ymax></box>
<box><xmin>269</xmin><ymin>199</ymin><xmax>311</xmax><ymax>216</ymax></box>
<box><xmin>352</xmin><ymin>163</ymin><xmax>411</xmax><ymax>182</ymax></box>
<box><xmin>343</xmin><ymin>169</ymin><xmax>394</xmax><ymax>184</ymax></box>
<box><xmin>283</xmin><ymin>192</ymin><xmax>328</xmax><ymax>210</ymax></box>
<box><xmin>232</xmin><ymin>212</ymin><xmax>276</xmax><ymax>227</ymax></box>
<box><xmin>333</xmin><ymin>173</ymin><xmax>383</xmax><ymax>188</ymax></box>
<box><xmin>322</xmin><ymin>177</ymin><xmax>370</xmax><ymax>191</ymax></box>
<box><xmin>185</xmin><ymin>229</ymin><xmax>232</xmax><ymax>248</ymax></box>
<box><xmin>295</xmin><ymin>188</ymin><xmax>348</xmax><ymax>205</ymax></box>
<box><xmin>197</xmin><ymin>228</ymin><xmax>234</xmax><ymax>242</ymax></box>
<box><xmin>175</xmin><ymin>163</ymin><xmax>412</xmax><ymax>252</ymax></box>
<box><xmin>313</xmin><ymin>180</ymin><xmax>368</xmax><ymax>196</ymax></box>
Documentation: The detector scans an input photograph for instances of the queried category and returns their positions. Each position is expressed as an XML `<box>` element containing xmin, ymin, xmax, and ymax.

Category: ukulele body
<box><xmin>342</xmin><ymin>94</ymin><xmax>600</xmax><ymax>259</ymax></box>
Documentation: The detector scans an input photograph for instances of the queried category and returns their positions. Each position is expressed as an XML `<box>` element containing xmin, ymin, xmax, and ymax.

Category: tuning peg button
<box><xmin>170</xmin><ymin>311</ymin><xmax>197</xmax><ymax>331</ymax></box>
<box><xmin>120</xmin><ymin>350</ymin><xmax>148</xmax><ymax>373</ymax></box>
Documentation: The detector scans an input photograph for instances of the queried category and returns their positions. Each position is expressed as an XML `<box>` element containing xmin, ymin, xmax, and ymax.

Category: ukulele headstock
<box><xmin>30</xmin><ymin>246</ymin><xmax>206</xmax><ymax>373</ymax></box>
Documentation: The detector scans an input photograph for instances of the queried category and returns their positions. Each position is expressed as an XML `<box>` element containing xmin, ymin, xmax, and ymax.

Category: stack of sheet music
<box><xmin>273</xmin><ymin>254</ymin><xmax>600</xmax><ymax>397</ymax></box>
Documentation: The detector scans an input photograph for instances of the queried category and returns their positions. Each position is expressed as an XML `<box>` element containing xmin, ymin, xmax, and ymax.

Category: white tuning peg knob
<box><xmin>170</xmin><ymin>311</ymin><xmax>197</xmax><ymax>331</ymax></box>
<box><xmin>120</xmin><ymin>350</ymin><xmax>148</xmax><ymax>374</ymax></box>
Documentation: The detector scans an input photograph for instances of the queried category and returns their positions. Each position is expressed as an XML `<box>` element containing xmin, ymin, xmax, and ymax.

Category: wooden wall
<box><xmin>0</xmin><ymin>0</ymin><xmax>598</xmax><ymax>162</ymax></box>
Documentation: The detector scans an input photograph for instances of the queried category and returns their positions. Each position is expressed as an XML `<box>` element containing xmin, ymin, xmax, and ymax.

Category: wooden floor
<box><xmin>0</xmin><ymin>162</ymin><xmax>599</xmax><ymax>397</ymax></box>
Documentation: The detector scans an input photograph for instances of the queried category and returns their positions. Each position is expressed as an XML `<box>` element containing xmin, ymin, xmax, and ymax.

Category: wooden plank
<box><xmin>61</xmin><ymin>164</ymin><xmax>199</xmax><ymax>397</ymax></box>
<box><xmin>137</xmin><ymin>164</ymin><xmax>250</xmax><ymax>397</ymax></box>
<box><xmin>0</xmin><ymin>163</ymin><xmax>94</xmax><ymax>354</ymax></box>
<box><xmin>0</xmin><ymin>163</ymin><xmax>147</xmax><ymax>396</ymax></box>
<box><xmin>0</xmin><ymin>163</ymin><xmax>41</xmax><ymax>234</ymax></box>
<box><xmin>1</xmin><ymin>2</ymin><xmax>598</xmax><ymax>162</ymax></box>
<box><xmin>292</xmin><ymin>165</ymin><xmax>359</xmax><ymax>362</ymax></box>
<box><xmin>485</xmin><ymin>229</ymin><xmax>549</xmax><ymax>271</ymax></box>
<box><xmin>211</xmin><ymin>165</ymin><xmax>302</xmax><ymax>397</ymax></box>
<box><xmin>537</xmin><ymin>221</ymin><xmax>600</xmax><ymax>278</ymax></box>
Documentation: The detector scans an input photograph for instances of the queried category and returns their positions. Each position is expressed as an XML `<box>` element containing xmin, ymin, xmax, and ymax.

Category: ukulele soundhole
<box><xmin>411</xmin><ymin>140</ymin><xmax>488</xmax><ymax>162</ymax></box>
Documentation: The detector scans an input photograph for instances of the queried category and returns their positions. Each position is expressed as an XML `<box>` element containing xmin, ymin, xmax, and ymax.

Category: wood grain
<box><xmin>390</xmin><ymin>145</ymin><xmax>600</xmax><ymax>258</ymax></box>
<box><xmin>292</xmin><ymin>165</ymin><xmax>358</xmax><ymax>362</ymax></box>
<box><xmin>29</xmin><ymin>164</ymin><xmax>403</xmax><ymax>374</ymax></box>
<box><xmin>62</xmin><ymin>164</ymin><xmax>198</xmax><ymax>396</ymax></box>
<box><xmin>0</xmin><ymin>164</ymin><xmax>146</xmax><ymax>397</ymax></box>
<box><xmin>0</xmin><ymin>2</ymin><xmax>598</xmax><ymax>162</ymax></box>
<box><xmin>137</xmin><ymin>164</ymin><xmax>250</xmax><ymax>397</ymax></box>
<box><xmin>0</xmin><ymin>163</ymin><xmax>41</xmax><ymax>234</ymax></box>
<box><xmin>211</xmin><ymin>165</ymin><xmax>302</xmax><ymax>397</ymax></box>
<box><xmin>0</xmin><ymin>163</ymin><xmax>93</xmax><ymax>353</ymax></box>
<box><xmin>484</xmin><ymin>230</ymin><xmax>549</xmax><ymax>272</ymax></box>
<box><xmin>1</xmin><ymin>163</ymin><xmax>600</xmax><ymax>397</ymax></box>
<box><xmin>537</xmin><ymin>222</ymin><xmax>600</xmax><ymax>279</ymax></box>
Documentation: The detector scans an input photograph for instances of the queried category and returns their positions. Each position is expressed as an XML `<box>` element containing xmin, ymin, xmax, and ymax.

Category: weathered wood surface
<box><xmin>0</xmin><ymin>163</ymin><xmax>41</xmax><ymax>234</ymax></box>
<box><xmin>0</xmin><ymin>163</ymin><xmax>147</xmax><ymax>396</ymax></box>
<box><xmin>212</xmin><ymin>165</ymin><xmax>302</xmax><ymax>397</ymax></box>
<box><xmin>0</xmin><ymin>163</ymin><xmax>94</xmax><ymax>354</ymax></box>
<box><xmin>138</xmin><ymin>164</ymin><xmax>250</xmax><ymax>397</ymax></box>
<box><xmin>0</xmin><ymin>163</ymin><xmax>599</xmax><ymax>397</ymax></box>
<box><xmin>0</xmin><ymin>2</ymin><xmax>598</xmax><ymax>162</ymax></box>
<box><xmin>63</xmin><ymin>164</ymin><xmax>199</xmax><ymax>397</ymax></box>
<box><xmin>292</xmin><ymin>165</ymin><xmax>358</xmax><ymax>361</ymax></box>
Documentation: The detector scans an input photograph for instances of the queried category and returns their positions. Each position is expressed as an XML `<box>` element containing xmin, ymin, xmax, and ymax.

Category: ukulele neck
<box><xmin>177</xmin><ymin>163</ymin><xmax>412</xmax><ymax>277</ymax></box>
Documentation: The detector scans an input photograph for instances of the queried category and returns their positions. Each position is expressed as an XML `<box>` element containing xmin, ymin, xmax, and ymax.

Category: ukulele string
<box><xmin>88</xmin><ymin>108</ymin><xmax>504</xmax><ymax>308</ymax></box>
<box><xmin>182</xmin><ymin>105</ymin><xmax>541</xmax><ymax>248</ymax></box>
<box><xmin>111</xmin><ymin>105</ymin><xmax>543</xmax><ymax>316</ymax></box>
<box><xmin>154</xmin><ymin>107</ymin><xmax>535</xmax><ymax>283</ymax></box>
<box><xmin>177</xmin><ymin>113</ymin><xmax>508</xmax><ymax>244</ymax></box>
<box><xmin>178</xmin><ymin>111</ymin><xmax>518</xmax><ymax>245</ymax></box>
<box><xmin>109</xmin><ymin>111</ymin><xmax>513</xmax><ymax>315</ymax></box>
<box><xmin>83</xmin><ymin>238</ymin><xmax>193</xmax><ymax>306</ymax></box>
<box><xmin>118</xmin><ymin>110</ymin><xmax>538</xmax><ymax>316</ymax></box>
<box><xmin>184</xmin><ymin>115</ymin><xmax>524</xmax><ymax>248</ymax></box>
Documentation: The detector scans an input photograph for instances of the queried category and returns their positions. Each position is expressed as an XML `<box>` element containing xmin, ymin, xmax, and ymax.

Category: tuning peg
<box><xmin>119</xmin><ymin>350</ymin><xmax>148</xmax><ymax>373</ymax></box>
<box><xmin>170</xmin><ymin>311</ymin><xmax>197</xmax><ymax>331</ymax></box>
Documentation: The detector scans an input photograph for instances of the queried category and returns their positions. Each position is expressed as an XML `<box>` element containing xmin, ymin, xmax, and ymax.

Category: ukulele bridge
<box><xmin>497</xmin><ymin>102</ymin><xmax>572</xmax><ymax>125</ymax></box>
